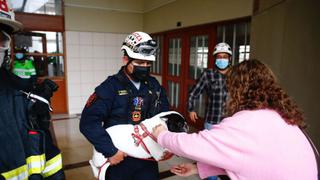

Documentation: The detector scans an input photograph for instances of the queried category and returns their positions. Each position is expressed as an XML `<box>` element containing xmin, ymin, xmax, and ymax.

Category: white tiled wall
<box><xmin>66</xmin><ymin>31</ymin><xmax>128</xmax><ymax>114</ymax></box>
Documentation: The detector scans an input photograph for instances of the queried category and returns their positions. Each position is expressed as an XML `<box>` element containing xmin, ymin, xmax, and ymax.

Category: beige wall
<box><xmin>251</xmin><ymin>0</ymin><xmax>320</xmax><ymax>148</ymax></box>
<box><xmin>64</xmin><ymin>0</ymin><xmax>143</xmax><ymax>33</ymax></box>
<box><xmin>143</xmin><ymin>0</ymin><xmax>253</xmax><ymax>33</ymax></box>
<box><xmin>65</xmin><ymin>0</ymin><xmax>144</xmax><ymax>12</ymax></box>
<box><xmin>64</xmin><ymin>0</ymin><xmax>253</xmax><ymax>34</ymax></box>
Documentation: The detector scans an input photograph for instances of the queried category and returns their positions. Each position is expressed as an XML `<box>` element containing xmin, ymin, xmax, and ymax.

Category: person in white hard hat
<box><xmin>187</xmin><ymin>42</ymin><xmax>233</xmax><ymax>180</ymax></box>
<box><xmin>1</xmin><ymin>1</ymin><xmax>65</xmax><ymax>179</ymax></box>
<box><xmin>80</xmin><ymin>31</ymin><xmax>170</xmax><ymax>180</ymax></box>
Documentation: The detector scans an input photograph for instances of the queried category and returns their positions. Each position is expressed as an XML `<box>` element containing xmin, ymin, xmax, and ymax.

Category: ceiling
<box><xmin>64</xmin><ymin>0</ymin><xmax>176</xmax><ymax>13</ymax></box>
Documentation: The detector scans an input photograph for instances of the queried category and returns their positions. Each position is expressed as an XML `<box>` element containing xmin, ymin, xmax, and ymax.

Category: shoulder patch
<box><xmin>85</xmin><ymin>93</ymin><xmax>97</xmax><ymax>108</ymax></box>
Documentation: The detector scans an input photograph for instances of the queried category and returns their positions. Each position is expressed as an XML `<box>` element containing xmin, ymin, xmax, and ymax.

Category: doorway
<box><xmin>13</xmin><ymin>31</ymin><xmax>68</xmax><ymax>114</ymax></box>
<box><xmin>153</xmin><ymin>18</ymin><xmax>251</xmax><ymax>129</ymax></box>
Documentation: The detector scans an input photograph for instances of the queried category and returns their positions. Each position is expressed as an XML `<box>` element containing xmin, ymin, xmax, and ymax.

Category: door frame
<box><xmin>161</xmin><ymin>25</ymin><xmax>217</xmax><ymax>128</ymax></box>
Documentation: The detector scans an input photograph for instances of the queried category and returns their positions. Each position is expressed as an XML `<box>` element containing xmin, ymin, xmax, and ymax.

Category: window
<box><xmin>168</xmin><ymin>38</ymin><xmax>181</xmax><ymax>76</ymax></box>
<box><xmin>217</xmin><ymin>22</ymin><xmax>251</xmax><ymax>64</ymax></box>
<box><xmin>239</xmin><ymin>45</ymin><xmax>250</xmax><ymax>63</ymax></box>
<box><xmin>13</xmin><ymin>31</ymin><xmax>65</xmax><ymax>77</ymax></box>
<box><xmin>189</xmin><ymin>35</ymin><xmax>208</xmax><ymax>80</ymax></box>
<box><xmin>168</xmin><ymin>81</ymin><xmax>180</xmax><ymax>108</ymax></box>
<box><xmin>12</xmin><ymin>0</ymin><xmax>63</xmax><ymax>15</ymax></box>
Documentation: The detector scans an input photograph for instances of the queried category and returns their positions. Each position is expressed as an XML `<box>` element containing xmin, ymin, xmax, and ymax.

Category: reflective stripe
<box><xmin>26</xmin><ymin>154</ymin><xmax>46</xmax><ymax>174</ymax></box>
<box><xmin>42</xmin><ymin>154</ymin><xmax>63</xmax><ymax>177</ymax></box>
<box><xmin>13</xmin><ymin>68</ymin><xmax>36</xmax><ymax>73</ymax></box>
<box><xmin>1</xmin><ymin>164</ymin><xmax>28</xmax><ymax>180</ymax></box>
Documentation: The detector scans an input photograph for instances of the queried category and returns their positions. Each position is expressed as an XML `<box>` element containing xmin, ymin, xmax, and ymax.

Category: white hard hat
<box><xmin>213</xmin><ymin>42</ymin><xmax>232</xmax><ymax>56</ymax></box>
<box><xmin>121</xmin><ymin>31</ymin><xmax>157</xmax><ymax>61</ymax></box>
<box><xmin>0</xmin><ymin>0</ymin><xmax>23</xmax><ymax>32</ymax></box>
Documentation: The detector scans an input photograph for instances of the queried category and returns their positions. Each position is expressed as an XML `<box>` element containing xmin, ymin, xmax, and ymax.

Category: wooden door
<box><xmin>162</xmin><ymin>26</ymin><xmax>216</xmax><ymax>129</ymax></box>
<box><xmin>162</xmin><ymin>32</ymin><xmax>187</xmax><ymax>113</ymax></box>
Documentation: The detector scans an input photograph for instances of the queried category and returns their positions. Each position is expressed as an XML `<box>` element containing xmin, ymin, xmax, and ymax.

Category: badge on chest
<box><xmin>131</xmin><ymin>97</ymin><xmax>143</xmax><ymax>122</ymax></box>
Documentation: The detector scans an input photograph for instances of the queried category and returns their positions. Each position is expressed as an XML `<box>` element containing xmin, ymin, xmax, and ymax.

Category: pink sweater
<box><xmin>158</xmin><ymin>110</ymin><xmax>317</xmax><ymax>180</ymax></box>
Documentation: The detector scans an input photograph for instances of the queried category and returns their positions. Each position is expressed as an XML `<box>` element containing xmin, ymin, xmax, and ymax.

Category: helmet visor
<box><xmin>134</xmin><ymin>40</ymin><xmax>158</xmax><ymax>56</ymax></box>
<box><xmin>0</xmin><ymin>31</ymin><xmax>11</xmax><ymax>50</ymax></box>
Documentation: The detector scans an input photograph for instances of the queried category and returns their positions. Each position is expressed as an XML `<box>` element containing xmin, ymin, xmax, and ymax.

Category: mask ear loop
<box><xmin>123</xmin><ymin>51</ymin><xmax>134</xmax><ymax>77</ymax></box>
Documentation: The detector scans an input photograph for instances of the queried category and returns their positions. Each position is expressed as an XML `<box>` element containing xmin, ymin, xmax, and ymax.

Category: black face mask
<box><xmin>131</xmin><ymin>65</ymin><xmax>150</xmax><ymax>82</ymax></box>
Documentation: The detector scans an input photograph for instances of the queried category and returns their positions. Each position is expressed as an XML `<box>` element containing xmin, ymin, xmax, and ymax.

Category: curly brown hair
<box><xmin>225</xmin><ymin>59</ymin><xmax>305</xmax><ymax>128</ymax></box>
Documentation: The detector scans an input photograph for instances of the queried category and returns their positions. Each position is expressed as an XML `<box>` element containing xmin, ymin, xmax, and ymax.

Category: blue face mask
<box><xmin>215</xmin><ymin>58</ymin><xmax>229</xmax><ymax>69</ymax></box>
<box><xmin>15</xmin><ymin>53</ymin><xmax>24</xmax><ymax>60</ymax></box>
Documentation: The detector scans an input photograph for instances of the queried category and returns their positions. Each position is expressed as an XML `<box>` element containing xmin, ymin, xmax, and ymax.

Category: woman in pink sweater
<box><xmin>153</xmin><ymin>59</ymin><xmax>318</xmax><ymax>179</ymax></box>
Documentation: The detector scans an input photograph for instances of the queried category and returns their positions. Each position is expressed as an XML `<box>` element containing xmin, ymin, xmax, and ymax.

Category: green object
<box><xmin>12</xmin><ymin>59</ymin><xmax>36</xmax><ymax>79</ymax></box>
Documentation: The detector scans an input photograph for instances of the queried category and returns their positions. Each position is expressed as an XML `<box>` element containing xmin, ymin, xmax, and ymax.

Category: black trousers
<box><xmin>105</xmin><ymin>157</ymin><xmax>159</xmax><ymax>180</ymax></box>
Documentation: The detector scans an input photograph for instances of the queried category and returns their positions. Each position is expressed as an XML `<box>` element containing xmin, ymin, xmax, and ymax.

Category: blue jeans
<box><xmin>204</xmin><ymin>122</ymin><xmax>218</xmax><ymax>180</ymax></box>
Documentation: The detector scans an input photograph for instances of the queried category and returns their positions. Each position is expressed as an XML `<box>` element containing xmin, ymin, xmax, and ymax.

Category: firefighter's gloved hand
<box><xmin>28</xmin><ymin>79</ymin><xmax>59</xmax><ymax>130</ymax></box>
<box><xmin>33</xmin><ymin>79</ymin><xmax>59</xmax><ymax>101</ymax></box>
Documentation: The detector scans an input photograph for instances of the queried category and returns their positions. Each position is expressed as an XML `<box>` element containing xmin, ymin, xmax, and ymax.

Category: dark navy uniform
<box><xmin>80</xmin><ymin>67</ymin><xmax>169</xmax><ymax>180</ymax></box>
<box><xmin>0</xmin><ymin>67</ymin><xmax>64</xmax><ymax>180</ymax></box>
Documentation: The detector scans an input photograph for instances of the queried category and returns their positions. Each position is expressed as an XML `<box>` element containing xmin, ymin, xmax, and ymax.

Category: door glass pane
<box><xmin>216</xmin><ymin>21</ymin><xmax>251</xmax><ymax>64</ymax></box>
<box><xmin>12</xmin><ymin>0</ymin><xmax>63</xmax><ymax>15</ymax></box>
<box><xmin>13</xmin><ymin>32</ymin><xmax>65</xmax><ymax>78</ymax></box>
<box><xmin>168</xmin><ymin>38</ymin><xmax>181</xmax><ymax>76</ymax></box>
<box><xmin>168</xmin><ymin>81</ymin><xmax>180</xmax><ymax>108</ymax></box>
<box><xmin>14</xmin><ymin>34</ymin><xmax>44</xmax><ymax>53</ymax></box>
<box><xmin>48</xmin><ymin>55</ymin><xmax>64</xmax><ymax>77</ymax></box>
<box><xmin>189</xmin><ymin>35</ymin><xmax>208</xmax><ymax>80</ymax></box>
<box><xmin>34</xmin><ymin>31</ymin><xmax>64</xmax><ymax>54</ymax></box>
<box><xmin>237</xmin><ymin>22</ymin><xmax>251</xmax><ymax>63</ymax></box>
<box><xmin>47</xmin><ymin>32</ymin><xmax>63</xmax><ymax>54</ymax></box>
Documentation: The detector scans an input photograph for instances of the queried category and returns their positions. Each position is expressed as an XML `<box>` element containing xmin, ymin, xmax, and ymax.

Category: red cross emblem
<box><xmin>0</xmin><ymin>0</ymin><xmax>9</xmax><ymax>13</ymax></box>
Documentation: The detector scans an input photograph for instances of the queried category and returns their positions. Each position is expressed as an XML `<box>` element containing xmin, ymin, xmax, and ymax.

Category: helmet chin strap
<box><xmin>0</xmin><ymin>49</ymin><xmax>8</xmax><ymax>68</ymax></box>
<box><xmin>0</xmin><ymin>30</ymin><xmax>12</xmax><ymax>68</ymax></box>
<box><xmin>124</xmin><ymin>58</ymin><xmax>135</xmax><ymax>80</ymax></box>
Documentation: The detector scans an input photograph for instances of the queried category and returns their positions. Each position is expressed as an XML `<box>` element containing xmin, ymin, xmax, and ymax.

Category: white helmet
<box><xmin>213</xmin><ymin>42</ymin><xmax>232</xmax><ymax>56</ymax></box>
<box><xmin>121</xmin><ymin>31</ymin><xmax>157</xmax><ymax>61</ymax></box>
<box><xmin>0</xmin><ymin>0</ymin><xmax>23</xmax><ymax>32</ymax></box>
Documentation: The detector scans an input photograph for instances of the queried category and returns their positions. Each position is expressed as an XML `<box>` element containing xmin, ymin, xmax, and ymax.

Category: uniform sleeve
<box><xmin>79</xmin><ymin>80</ymin><xmax>118</xmax><ymax>158</ymax></box>
<box><xmin>187</xmin><ymin>70</ymin><xmax>208</xmax><ymax>112</ymax></box>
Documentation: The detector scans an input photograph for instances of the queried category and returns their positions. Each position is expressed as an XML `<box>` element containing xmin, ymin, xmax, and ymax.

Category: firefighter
<box><xmin>80</xmin><ymin>31</ymin><xmax>170</xmax><ymax>180</ymax></box>
<box><xmin>0</xmin><ymin>0</ymin><xmax>64</xmax><ymax>179</ymax></box>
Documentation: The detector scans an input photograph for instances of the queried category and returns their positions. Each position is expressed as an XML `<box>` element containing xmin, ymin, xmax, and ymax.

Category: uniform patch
<box><xmin>85</xmin><ymin>93</ymin><xmax>97</xmax><ymax>108</ymax></box>
<box><xmin>118</xmin><ymin>90</ymin><xmax>128</xmax><ymax>95</ymax></box>
<box><xmin>132</xmin><ymin>97</ymin><xmax>143</xmax><ymax>110</ymax></box>
<box><xmin>132</xmin><ymin>111</ymin><xmax>141</xmax><ymax>122</ymax></box>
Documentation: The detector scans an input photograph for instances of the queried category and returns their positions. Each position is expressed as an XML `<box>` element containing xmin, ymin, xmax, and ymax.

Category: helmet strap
<box><xmin>124</xmin><ymin>58</ymin><xmax>134</xmax><ymax>78</ymax></box>
<box><xmin>0</xmin><ymin>49</ymin><xmax>10</xmax><ymax>69</ymax></box>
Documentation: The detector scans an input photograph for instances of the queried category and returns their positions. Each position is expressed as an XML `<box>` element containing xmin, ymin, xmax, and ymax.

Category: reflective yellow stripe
<box><xmin>26</xmin><ymin>154</ymin><xmax>46</xmax><ymax>174</ymax></box>
<box><xmin>1</xmin><ymin>164</ymin><xmax>28</xmax><ymax>180</ymax></box>
<box><xmin>42</xmin><ymin>154</ymin><xmax>63</xmax><ymax>177</ymax></box>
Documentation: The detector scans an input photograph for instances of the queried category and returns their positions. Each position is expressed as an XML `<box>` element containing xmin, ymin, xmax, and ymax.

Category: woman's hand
<box><xmin>170</xmin><ymin>163</ymin><xmax>198</xmax><ymax>177</ymax></box>
<box><xmin>152</xmin><ymin>124</ymin><xmax>167</xmax><ymax>138</ymax></box>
